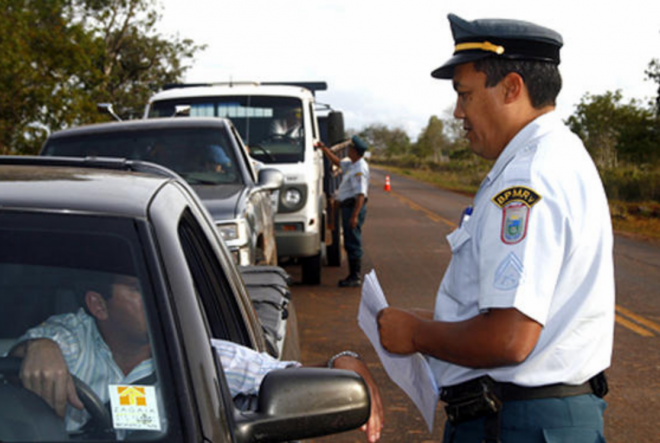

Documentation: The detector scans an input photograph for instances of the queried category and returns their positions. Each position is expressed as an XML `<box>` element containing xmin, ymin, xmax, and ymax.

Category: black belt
<box><xmin>440</xmin><ymin>373</ymin><xmax>607</xmax><ymax>443</ymax></box>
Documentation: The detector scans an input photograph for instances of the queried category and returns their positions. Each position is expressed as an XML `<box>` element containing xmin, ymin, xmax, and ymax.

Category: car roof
<box><xmin>48</xmin><ymin>117</ymin><xmax>233</xmax><ymax>140</ymax></box>
<box><xmin>0</xmin><ymin>157</ymin><xmax>172</xmax><ymax>219</ymax></box>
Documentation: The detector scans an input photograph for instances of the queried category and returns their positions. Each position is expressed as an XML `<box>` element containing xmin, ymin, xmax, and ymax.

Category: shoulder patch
<box><xmin>491</xmin><ymin>186</ymin><xmax>541</xmax><ymax>209</ymax></box>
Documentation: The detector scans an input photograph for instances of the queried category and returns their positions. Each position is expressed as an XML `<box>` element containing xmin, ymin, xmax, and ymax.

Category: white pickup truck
<box><xmin>145</xmin><ymin>82</ymin><xmax>346</xmax><ymax>284</ymax></box>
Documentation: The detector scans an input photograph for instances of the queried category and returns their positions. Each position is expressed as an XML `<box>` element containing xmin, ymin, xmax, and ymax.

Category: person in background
<box><xmin>377</xmin><ymin>13</ymin><xmax>613</xmax><ymax>442</ymax></box>
<box><xmin>316</xmin><ymin>135</ymin><xmax>370</xmax><ymax>287</ymax></box>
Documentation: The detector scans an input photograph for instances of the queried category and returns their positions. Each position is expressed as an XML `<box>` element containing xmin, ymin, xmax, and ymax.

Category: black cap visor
<box><xmin>431</xmin><ymin>52</ymin><xmax>490</xmax><ymax>79</ymax></box>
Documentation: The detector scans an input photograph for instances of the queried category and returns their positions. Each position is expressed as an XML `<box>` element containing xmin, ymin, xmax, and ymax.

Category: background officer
<box><xmin>317</xmin><ymin>135</ymin><xmax>370</xmax><ymax>287</ymax></box>
<box><xmin>377</xmin><ymin>13</ymin><xmax>614</xmax><ymax>442</ymax></box>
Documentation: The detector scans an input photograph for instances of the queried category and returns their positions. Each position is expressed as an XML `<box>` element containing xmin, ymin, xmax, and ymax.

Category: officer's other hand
<box><xmin>314</xmin><ymin>141</ymin><xmax>326</xmax><ymax>150</ymax></box>
<box><xmin>332</xmin><ymin>356</ymin><xmax>384</xmax><ymax>442</ymax></box>
<box><xmin>377</xmin><ymin>307</ymin><xmax>421</xmax><ymax>355</ymax></box>
<box><xmin>19</xmin><ymin>338</ymin><xmax>84</xmax><ymax>417</ymax></box>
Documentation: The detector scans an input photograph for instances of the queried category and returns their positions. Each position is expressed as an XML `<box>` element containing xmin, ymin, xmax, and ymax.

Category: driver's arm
<box><xmin>10</xmin><ymin>339</ymin><xmax>83</xmax><ymax>417</ymax></box>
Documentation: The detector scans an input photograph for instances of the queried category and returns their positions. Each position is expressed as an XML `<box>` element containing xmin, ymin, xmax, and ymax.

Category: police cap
<box><xmin>432</xmin><ymin>13</ymin><xmax>563</xmax><ymax>79</ymax></box>
<box><xmin>351</xmin><ymin>135</ymin><xmax>368</xmax><ymax>155</ymax></box>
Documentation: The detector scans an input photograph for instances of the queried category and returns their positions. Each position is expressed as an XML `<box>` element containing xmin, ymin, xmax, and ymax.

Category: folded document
<box><xmin>358</xmin><ymin>270</ymin><xmax>439</xmax><ymax>433</ymax></box>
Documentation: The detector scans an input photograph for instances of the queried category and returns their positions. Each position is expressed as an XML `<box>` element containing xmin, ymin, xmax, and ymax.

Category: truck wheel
<box><xmin>301</xmin><ymin>252</ymin><xmax>322</xmax><ymax>285</ymax></box>
<box><xmin>327</xmin><ymin>207</ymin><xmax>342</xmax><ymax>267</ymax></box>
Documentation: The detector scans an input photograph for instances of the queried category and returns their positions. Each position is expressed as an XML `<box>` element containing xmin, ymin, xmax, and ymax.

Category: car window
<box><xmin>177</xmin><ymin>208</ymin><xmax>253</xmax><ymax>346</ymax></box>
<box><xmin>43</xmin><ymin>127</ymin><xmax>242</xmax><ymax>186</ymax></box>
<box><xmin>0</xmin><ymin>211</ymin><xmax>181</xmax><ymax>442</ymax></box>
<box><xmin>148</xmin><ymin>96</ymin><xmax>306</xmax><ymax>164</ymax></box>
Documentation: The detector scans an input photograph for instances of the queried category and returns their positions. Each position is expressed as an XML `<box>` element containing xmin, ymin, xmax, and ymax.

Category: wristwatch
<box><xmin>327</xmin><ymin>350</ymin><xmax>361</xmax><ymax>368</ymax></box>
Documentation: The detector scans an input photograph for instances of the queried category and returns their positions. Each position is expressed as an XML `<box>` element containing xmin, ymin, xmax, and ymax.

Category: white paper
<box><xmin>358</xmin><ymin>270</ymin><xmax>439</xmax><ymax>433</ymax></box>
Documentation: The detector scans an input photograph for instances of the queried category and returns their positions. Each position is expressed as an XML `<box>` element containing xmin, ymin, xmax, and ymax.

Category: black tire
<box><xmin>301</xmin><ymin>252</ymin><xmax>322</xmax><ymax>285</ymax></box>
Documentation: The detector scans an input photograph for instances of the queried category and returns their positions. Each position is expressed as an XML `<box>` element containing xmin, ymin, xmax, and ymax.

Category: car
<box><xmin>0</xmin><ymin>156</ymin><xmax>370</xmax><ymax>442</ymax></box>
<box><xmin>41</xmin><ymin>117</ymin><xmax>282</xmax><ymax>267</ymax></box>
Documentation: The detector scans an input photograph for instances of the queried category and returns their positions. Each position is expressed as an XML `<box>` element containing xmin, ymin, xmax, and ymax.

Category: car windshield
<box><xmin>0</xmin><ymin>211</ymin><xmax>177</xmax><ymax>441</ymax></box>
<box><xmin>43</xmin><ymin>127</ymin><xmax>242</xmax><ymax>186</ymax></box>
<box><xmin>148</xmin><ymin>96</ymin><xmax>305</xmax><ymax>164</ymax></box>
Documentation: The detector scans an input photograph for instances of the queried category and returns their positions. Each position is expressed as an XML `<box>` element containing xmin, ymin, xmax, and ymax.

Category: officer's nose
<box><xmin>453</xmin><ymin>96</ymin><xmax>465</xmax><ymax>120</ymax></box>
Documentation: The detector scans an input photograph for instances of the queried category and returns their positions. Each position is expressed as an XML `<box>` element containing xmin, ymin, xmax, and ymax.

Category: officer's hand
<box><xmin>332</xmin><ymin>356</ymin><xmax>384</xmax><ymax>442</ymax></box>
<box><xmin>377</xmin><ymin>307</ymin><xmax>421</xmax><ymax>355</ymax></box>
<box><xmin>350</xmin><ymin>214</ymin><xmax>359</xmax><ymax>230</ymax></box>
<box><xmin>19</xmin><ymin>339</ymin><xmax>84</xmax><ymax>417</ymax></box>
<box><xmin>314</xmin><ymin>141</ymin><xmax>326</xmax><ymax>150</ymax></box>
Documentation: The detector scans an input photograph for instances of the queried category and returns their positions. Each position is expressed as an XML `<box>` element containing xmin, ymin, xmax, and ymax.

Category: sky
<box><xmin>159</xmin><ymin>0</ymin><xmax>660</xmax><ymax>140</ymax></box>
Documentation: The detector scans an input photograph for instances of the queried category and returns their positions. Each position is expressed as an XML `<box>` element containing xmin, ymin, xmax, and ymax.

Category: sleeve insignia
<box><xmin>354</xmin><ymin>172</ymin><xmax>363</xmax><ymax>177</ymax></box>
<box><xmin>491</xmin><ymin>186</ymin><xmax>541</xmax><ymax>209</ymax></box>
<box><xmin>492</xmin><ymin>186</ymin><xmax>541</xmax><ymax>245</ymax></box>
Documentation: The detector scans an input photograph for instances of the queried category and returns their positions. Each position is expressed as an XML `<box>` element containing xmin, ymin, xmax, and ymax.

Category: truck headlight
<box><xmin>284</xmin><ymin>188</ymin><xmax>302</xmax><ymax>206</ymax></box>
<box><xmin>278</xmin><ymin>184</ymin><xmax>307</xmax><ymax>213</ymax></box>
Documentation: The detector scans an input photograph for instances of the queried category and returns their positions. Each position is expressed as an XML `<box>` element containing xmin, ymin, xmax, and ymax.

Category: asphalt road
<box><xmin>286</xmin><ymin>167</ymin><xmax>660</xmax><ymax>443</ymax></box>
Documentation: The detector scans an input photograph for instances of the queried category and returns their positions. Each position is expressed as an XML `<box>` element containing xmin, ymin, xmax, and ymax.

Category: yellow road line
<box><xmin>390</xmin><ymin>190</ymin><xmax>458</xmax><ymax>229</ymax></box>
<box><xmin>616</xmin><ymin>305</ymin><xmax>660</xmax><ymax>335</ymax></box>
<box><xmin>615</xmin><ymin>314</ymin><xmax>655</xmax><ymax>337</ymax></box>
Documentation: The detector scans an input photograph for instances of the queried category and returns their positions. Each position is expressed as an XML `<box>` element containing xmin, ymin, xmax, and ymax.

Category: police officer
<box><xmin>377</xmin><ymin>14</ymin><xmax>614</xmax><ymax>442</ymax></box>
<box><xmin>317</xmin><ymin>135</ymin><xmax>370</xmax><ymax>287</ymax></box>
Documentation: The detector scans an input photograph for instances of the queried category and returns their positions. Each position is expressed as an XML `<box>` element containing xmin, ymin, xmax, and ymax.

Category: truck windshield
<box><xmin>149</xmin><ymin>96</ymin><xmax>305</xmax><ymax>164</ymax></box>
<box><xmin>43</xmin><ymin>128</ymin><xmax>242</xmax><ymax>186</ymax></box>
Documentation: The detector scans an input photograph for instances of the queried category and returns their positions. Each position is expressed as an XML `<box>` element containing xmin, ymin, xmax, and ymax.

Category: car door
<box><xmin>148</xmin><ymin>180</ymin><xmax>270</xmax><ymax>442</ymax></box>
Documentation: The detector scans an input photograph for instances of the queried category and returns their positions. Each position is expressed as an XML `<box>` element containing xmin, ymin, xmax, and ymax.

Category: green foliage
<box><xmin>358</xmin><ymin>124</ymin><xmax>411</xmax><ymax>158</ymax></box>
<box><xmin>0</xmin><ymin>0</ymin><xmax>204</xmax><ymax>154</ymax></box>
<box><xmin>566</xmin><ymin>90</ymin><xmax>659</xmax><ymax>167</ymax></box>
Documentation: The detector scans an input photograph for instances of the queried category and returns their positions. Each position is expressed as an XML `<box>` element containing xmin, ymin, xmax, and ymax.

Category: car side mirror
<box><xmin>256</xmin><ymin>168</ymin><xmax>284</xmax><ymax>192</ymax></box>
<box><xmin>233</xmin><ymin>368</ymin><xmax>370</xmax><ymax>443</ymax></box>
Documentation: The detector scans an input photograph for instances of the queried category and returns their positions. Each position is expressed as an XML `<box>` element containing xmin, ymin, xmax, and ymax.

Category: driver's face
<box><xmin>105</xmin><ymin>276</ymin><xmax>149</xmax><ymax>344</ymax></box>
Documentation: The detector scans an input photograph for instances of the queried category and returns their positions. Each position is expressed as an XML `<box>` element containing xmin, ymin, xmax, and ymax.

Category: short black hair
<box><xmin>473</xmin><ymin>57</ymin><xmax>562</xmax><ymax>109</ymax></box>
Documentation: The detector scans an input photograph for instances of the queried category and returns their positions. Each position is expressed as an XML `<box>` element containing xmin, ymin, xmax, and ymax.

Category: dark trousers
<box><xmin>341</xmin><ymin>202</ymin><xmax>367</xmax><ymax>261</ymax></box>
<box><xmin>443</xmin><ymin>394</ymin><xmax>607</xmax><ymax>443</ymax></box>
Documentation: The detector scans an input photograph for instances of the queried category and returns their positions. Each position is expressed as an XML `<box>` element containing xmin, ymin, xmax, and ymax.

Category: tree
<box><xmin>0</xmin><ymin>0</ymin><xmax>203</xmax><ymax>155</ymax></box>
<box><xmin>359</xmin><ymin>124</ymin><xmax>411</xmax><ymax>158</ymax></box>
<box><xmin>414</xmin><ymin>116</ymin><xmax>448</xmax><ymax>161</ymax></box>
<box><xmin>566</xmin><ymin>91</ymin><xmax>658</xmax><ymax>166</ymax></box>
<box><xmin>645</xmin><ymin>58</ymin><xmax>660</xmax><ymax>117</ymax></box>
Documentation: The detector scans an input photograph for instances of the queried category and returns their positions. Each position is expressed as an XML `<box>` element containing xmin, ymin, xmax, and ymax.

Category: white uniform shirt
<box><xmin>429</xmin><ymin>112</ymin><xmax>615</xmax><ymax>389</ymax></box>
<box><xmin>337</xmin><ymin>157</ymin><xmax>370</xmax><ymax>202</ymax></box>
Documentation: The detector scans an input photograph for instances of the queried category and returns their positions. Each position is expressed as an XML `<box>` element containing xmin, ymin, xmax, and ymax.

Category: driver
<box><xmin>10</xmin><ymin>273</ymin><xmax>383</xmax><ymax>442</ymax></box>
<box><xmin>268</xmin><ymin>107</ymin><xmax>302</xmax><ymax>139</ymax></box>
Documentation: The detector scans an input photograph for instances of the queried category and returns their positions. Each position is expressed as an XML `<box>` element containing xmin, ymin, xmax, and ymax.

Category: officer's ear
<box><xmin>501</xmin><ymin>72</ymin><xmax>525</xmax><ymax>104</ymax></box>
<box><xmin>85</xmin><ymin>291</ymin><xmax>109</xmax><ymax>321</ymax></box>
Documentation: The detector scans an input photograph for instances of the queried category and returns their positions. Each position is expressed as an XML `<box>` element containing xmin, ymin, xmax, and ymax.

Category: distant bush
<box><xmin>600</xmin><ymin>165</ymin><xmax>660</xmax><ymax>202</ymax></box>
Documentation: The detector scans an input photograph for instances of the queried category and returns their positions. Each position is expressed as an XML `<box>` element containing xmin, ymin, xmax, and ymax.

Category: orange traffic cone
<box><xmin>384</xmin><ymin>175</ymin><xmax>391</xmax><ymax>192</ymax></box>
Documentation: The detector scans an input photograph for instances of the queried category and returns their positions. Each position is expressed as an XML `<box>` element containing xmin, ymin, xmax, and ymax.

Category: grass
<box><xmin>374</xmin><ymin>161</ymin><xmax>660</xmax><ymax>244</ymax></box>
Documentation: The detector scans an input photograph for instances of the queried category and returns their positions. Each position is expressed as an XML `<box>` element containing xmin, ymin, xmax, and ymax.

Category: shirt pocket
<box><xmin>443</xmin><ymin>227</ymin><xmax>479</xmax><ymax>308</ymax></box>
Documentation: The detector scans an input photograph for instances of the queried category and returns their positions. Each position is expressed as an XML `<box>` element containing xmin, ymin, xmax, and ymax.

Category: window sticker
<box><xmin>109</xmin><ymin>384</ymin><xmax>162</xmax><ymax>431</ymax></box>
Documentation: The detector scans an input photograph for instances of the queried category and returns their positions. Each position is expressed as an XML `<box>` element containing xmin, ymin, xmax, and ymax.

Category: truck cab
<box><xmin>145</xmin><ymin>82</ymin><xmax>345</xmax><ymax>284</ymax></box>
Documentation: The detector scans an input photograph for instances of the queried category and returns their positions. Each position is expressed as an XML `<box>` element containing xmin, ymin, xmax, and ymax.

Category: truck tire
<box><xmin>327</xmin><ymin>206</ymin><xmax>342</xmax><ymax>267</ymax></box>
<box><xmin>301</xmin><ymin>252</ymin><xmax>322</xmax><ymax>285</ymax></box>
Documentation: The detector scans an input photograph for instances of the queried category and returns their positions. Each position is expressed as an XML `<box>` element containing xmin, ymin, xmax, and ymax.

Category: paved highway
<box><xmin>288</xmin><ymin>167</ymin><xmax>660</xmax><ymax>442</ymax></box>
